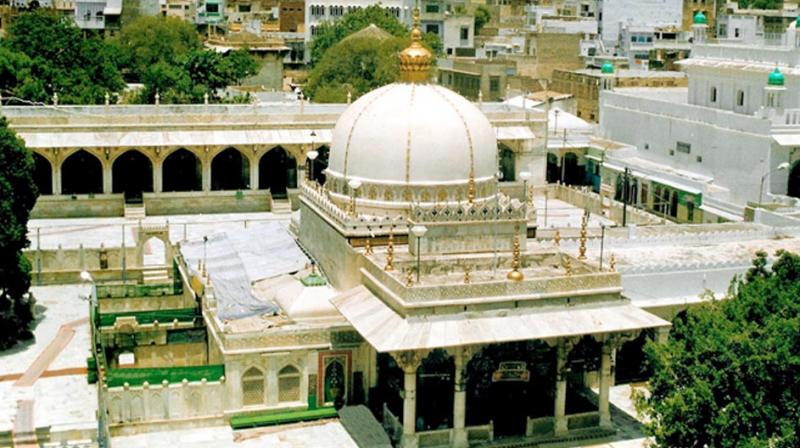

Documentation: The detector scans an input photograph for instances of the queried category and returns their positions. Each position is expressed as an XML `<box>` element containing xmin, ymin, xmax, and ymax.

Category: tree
<box><xmin>308</xmin><ymin>5</ymin><xmax>442</xmax><ymax>65</ymax></box>
<box><xmin>0</xmin><ymin>117</ymin><xmax>38</xmax><ymax>349</ymax></box>
<box><xmin>638</xmin><ymin>250</ymin><xmax>800</xmax><ymax>447</ymax></box>
<box><xmin>306</xmin><ymin>35</ymin><xmax>408</xmax><ymax>103</ymax></box>
<box><xmin>2</xmin><ymin>10</ymin><xmax>124</xmax><ymax>104</ymax></box>
<box><xmin>138</xmin><ymin>50</ymin><xmax>258</xmax><ymax>104</ymax></box>
<box><xmin>474</xmin><ymin>6</ymin><xmax>491</xmax><ymax>35</ymax></box>
<box><xmin>109</xmin><ymin>15</ymin><xmax>202</xmax><ymax>82</ymax></box>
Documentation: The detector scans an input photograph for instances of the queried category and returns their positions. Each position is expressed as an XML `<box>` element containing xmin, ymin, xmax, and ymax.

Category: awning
<box><xmin>699</xmin><ymin>204</ymin><xmax>743</xmax><ymax>222</ymax></box>
<box><xmin>495</xmin><ymin>126</ymin><xmax>535</xmax><ymax>141</ymax></box>
<box><xmin>18</xmin><ymin>128</ymin><xmax>333</xmax><ymax>149</ymax></box>
<box><xmin>332</xmin><ymin>286</ymin><xmax>670</xmax><ymax>352</ymax></box>
<box><xmin>104</xmin><ymin>0</ymin><xmax>121</xmax><ymax>15</ymax></box>
<box><xmin>773</xmin><ymin>134</ymin><xmax>800</xmax><ymax>147</ymax></box>
<box><xmin>603</xmin><ymin>162</ymin><xmax>702</xmax><ymax>195</ymax></box>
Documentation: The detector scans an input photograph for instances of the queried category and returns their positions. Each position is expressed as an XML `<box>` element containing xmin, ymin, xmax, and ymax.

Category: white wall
<box><xmin>600</xmin><ymin>89</ymin><xmax>775</xmax><ymax>204</ymax></box>
<box><xmin>600</xmin><ymin>0</ymin><xmax>681</xmax><ymax>44</ymax></box>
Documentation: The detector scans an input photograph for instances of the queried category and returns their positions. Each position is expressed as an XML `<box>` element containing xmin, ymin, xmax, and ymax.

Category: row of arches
<box><xmin>242</xmin><ymin>365</ymin><xmax>302</xmax><ymax>406</ymax></box>
<box><xmin>32</xmin><ymin>146</ymin><xmax>329</xmax><ymax>198</ymax></box>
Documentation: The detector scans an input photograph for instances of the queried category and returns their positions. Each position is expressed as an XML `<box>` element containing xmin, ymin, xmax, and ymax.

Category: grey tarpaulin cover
<box><xmin>181</xmin><ymin>222</ymin><xmax>309</xmax><ymax>320</ymax></box>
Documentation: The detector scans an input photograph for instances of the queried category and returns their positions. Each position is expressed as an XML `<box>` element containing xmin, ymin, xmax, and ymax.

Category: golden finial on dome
<box><xmin>399</xmin><ymin>7</ymin><xmax>432</xmax><ymax>83</ymax></box>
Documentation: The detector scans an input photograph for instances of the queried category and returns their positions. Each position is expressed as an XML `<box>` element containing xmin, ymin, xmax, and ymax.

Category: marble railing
<box><xmin>301</xmin><ymin>183</ymin><xmax>408</xmax><ymax>235</ymax></box>
<box><xmin>106</xmin><ymin>378</ymin><xmax>225</xmax><ymax>425</ymax></box>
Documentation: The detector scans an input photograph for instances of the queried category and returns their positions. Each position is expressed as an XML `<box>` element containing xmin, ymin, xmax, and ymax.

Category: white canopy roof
<box><xmin>332</xmin><ymin>286</ymin><xmax>670</xmax><ymax>352</ymax></box>
<box><xmin>18</xmin><ymin>129</ymin><xmax>333</xmax><ymax>149</ymax></box>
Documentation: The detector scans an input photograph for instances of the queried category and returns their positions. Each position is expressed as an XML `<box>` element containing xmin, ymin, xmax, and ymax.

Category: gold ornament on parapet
<box><xmin>364</xmin><ymin>238</ymin><xmax>373</xmax><ymax>256</ymax></box>
<box><xmin>463</xmin><ymin>265</ymin><xmax>471</xmax><ymax>284</ymax></box>
<box><xmin>384</xmin><ymin>226</ymin><xmax>395</xmax><ymax>271</ymax></box>
<box><xmin>554</xmin><ymin>229</ymin><xmax>561</xmax><ymax>247</ymax></box>
<box><xmin>563</xmin><ymin>257</ymin><xmax>572</xmax><ymax>276</ymax></box>
<box><xmin>507</xmin><ymin>228</ymin><xmax>524</xmax><ymax>282</ymax></box>
<box><xmin>609</xmin><ymin>254</ymin><xmax>616</xmax><ymax>272</ymax></box>
<box><xmin>578</xmin><ymin>215</ymin><xmax>587</xmax><ymax>261</ymax></box>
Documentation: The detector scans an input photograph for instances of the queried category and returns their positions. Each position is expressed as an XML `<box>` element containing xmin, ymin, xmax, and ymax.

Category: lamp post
<box><xmin>411</xmin><ymin>225</ymin><xmax>428</xmax><ymax>283</ymax></box>
<box><xmin>307</xmin><ymin>150</ymin><xmax>319</xmax><ymax>183</ymax></box>
<box><xmin>599</xmin><ymin>224</ymin><xmax>606</xmax><ymax>270</ymax></box>
<box><xmin>758</xmin><ymin>162</ymin><xmax>790</xmax><ymax>206</ymax></box>
<box><xmin>348</xmin><ymin>178</ymin><xmax>362</xmax><ymax>216</ymax></box>
<box><xmin>622</xmin><ymin>167</ymin><xmax>630</xmax><ymax>227</ymax></box>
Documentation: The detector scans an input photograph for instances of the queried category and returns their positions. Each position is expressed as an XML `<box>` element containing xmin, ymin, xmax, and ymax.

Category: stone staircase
<box><xmin>141</xmin><ymin>266</ymin><xmax>170</xmax><ymax>285</ymax></box>
<box><xmin>272</xmin><ymin>199</ymin><xmax>292</xmax><ymax>214</ymax></box>
<box><xmin>124</xmin><ymin>203</ymin><xmax>146</xmax><ymax>219</ymax></box>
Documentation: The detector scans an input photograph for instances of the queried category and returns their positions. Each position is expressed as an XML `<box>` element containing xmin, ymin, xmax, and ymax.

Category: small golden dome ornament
<box><xmin>399</xmin><ymin>7</ymin><xmax>432</xmax><ymax>83</ymax></box>
<box><xmin>507</xmin><ymin>234</ymin><xmax>524</xmax><ymax>282</ymax></box>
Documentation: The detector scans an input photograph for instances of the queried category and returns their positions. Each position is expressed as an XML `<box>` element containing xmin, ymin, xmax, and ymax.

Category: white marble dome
<box><xmin>326</xmin><ymin>83</ymin><xmax>498</xmax><ymax>205</ymax></box>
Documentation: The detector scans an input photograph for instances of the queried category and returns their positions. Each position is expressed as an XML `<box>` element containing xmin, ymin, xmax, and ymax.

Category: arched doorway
<box><xmin>374</xmin><ymin>353</ymin><xmax>404</xmax><ymax>422</ymax></box>
<box><xmin>615</xmin><ymin>330</ymin><xmax>655</xmax><ymax>384</ymax></box>
<box><xmin>163</xmin><ymin>149</ymin><xmax>201</xmax><ymax>192</ymax></box>
<box><xmin>61</xmin><ymin>150</ymin><xmax>102</xmax><ymax>195</ymax></box>
<box><xmin>259</xmin><ymin>147</ymin><xmax>297</xmax><ymax>198</ymax></box>
<box><xmin>562</xmin><ymin>152</ymin><xmax>583</xmax><ymax>185</ymax></box>
<box><xmin>546</xmin><ymin>153</ymin><xmax>560</xmax><ymax>183</ymax></box>
<box><xmin>324</xmin><ymin>359</ymin><xmax>346</xmax><ymax>405</ymax></box>
<box><xmin>466</xmin><ymin>341</ymin><xmax>555</xmax><ymax>438</ymax></box>
<box><xmin>211</xmin><ymin>148</ymin><xmax>249</xmax><ymax>191</ymax></box>
<box><xmin>307</xmin><ymin>145</ymin><xmax>329</xmax><ymax>185</ymax></box>
<box><xmin>32</xmin><ymin>152</ymin><xmax>52</xmax><ymax>195</ymax></box>
<box><xmin>788</xmin><ymin>162</ymin><xmax>800</xmax><ymax>198</ymax></box>
<box><xmin>142</xmin><ymin>236</ymin><xmax>166</xmax><ymax>266</ymax></box>
<box><xmin>113</xmin><ymin>150</ymin><xmax>153</xmax><ymax>201</ymax></box>
<box><xmin>416</xmin><ymin>349</ymin><xmax>455</xmax><ymax>431</ymax></box>
<box><xmin>499</xmin><ymin>145</ymin><xmax>515</xmax><ymax>182</ymax></box>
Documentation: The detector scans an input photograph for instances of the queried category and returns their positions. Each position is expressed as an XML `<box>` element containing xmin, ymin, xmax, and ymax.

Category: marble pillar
<box><xmin>202</xmin><ymin>160</ymin><xmax>211</xmax><ymax>192</ymax></box>
<box><xmin>250</xmin><ymin>159</ymin><xmax>259</xmax><ymax>191</ymax></box>
<box><xmin>392</xmin><ymin>351</ymin><xmax>424</xmax><ymax>448</ymax></box>
<box><xmin>452</xmin><ymin>347</ymin><xmax>468</xmax><ymax>448</ymax></box>
<box><xmin>599</xmin><ymin>342</ymin><xmax>612</xmax><ymax>428</ymax></box>
<box><xmin>154</xmin><ymin>161</ymin><xmax>163</xmax><ymax>193</ymax></box>
<box><xmin>554</xmin><ymin>339</ymin><xmax>569</xmax><ymax>436</ymax></box>
<box><xmin>103</xmin><ymin>162</ymin><xmax>113</xmax><ymax>194</ymax></box>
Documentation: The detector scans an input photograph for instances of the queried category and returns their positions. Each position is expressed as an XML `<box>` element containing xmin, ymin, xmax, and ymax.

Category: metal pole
<box><xmin>622</xmin><ymin>168</ymin><xmax>629</xmax><ymax>227</ymax></box>
<box><xmin>544</xmin><ymin>189</ymin><xmax>549</xmax><ymax>227</ymax></box>
<box><xmin>599</xmin><ymin>225</ymin><xmax>606</xmax><ymax>270</ymax></box>
<box><xmin>759</xmin><ymin>173</ymin><xmax>767</xmax><ymax>206</ymax></box>
<box><xmin>121</xmin><ymin>224</ymin><xmax>126</xmax><ymax>285</ymax></box>
<box><xmin>416</xmin><ymin>237</ymin><xmax>421</xmax><ymax>283</ymax></box>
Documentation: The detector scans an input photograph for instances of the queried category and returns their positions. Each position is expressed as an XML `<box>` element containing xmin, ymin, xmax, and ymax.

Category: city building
<box><xmin>551</xmin><ymin>65</ymin><xmax>687</xmax><ymax>122</ymax></box>
<box><xmin>437</xmin><ymin>57</ymin><xmax>515</xmax><ymax>100</ymax></box>
<box><xmin>599</xmin><ymin>16</ymin><xmax>800</xmax><ymax>222</ymax></box>
<box><xmin>74</xmin><ymin>0</ymin><xmax>121</xmax><ymax>34</ymax></box>
<box><xmin>681</xmin><ymin>0</ymin><xmax>716</xmax><ymax>35</ymax></box>
<box><xmin>599</xmin><ymin>0</ymin><xmax>682</xmax><ymax>45</ymax></box>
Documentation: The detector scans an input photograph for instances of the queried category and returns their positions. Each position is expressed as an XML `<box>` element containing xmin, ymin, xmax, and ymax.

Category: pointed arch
<box><xmin>278</xmin><ymin>364</ymin><xmax>301</xmax><ymax>403</ymax></box>
<box><xmin>212</xmin><ymin>147</ymin><xmax>249</xmax><ymax>191</ymax></box>
<box><xmin>259</xmin><ymin>146</ymin><xmax>297</xmax><ymax>198</ymax></box>
<box><xmin>499</xmin><ymin>144</ymin><xmax>515</xmax><ymax>182</ymax></box>
<box><xmin>32</xmin><ymin>152</ymin><xmax>52</xmax><ymax>195</ymax></box>
<box><xmin>112</xmin><ymin>149</ymin><xmax>153</xmax><ymax>197</ymax></box>
<box><xmin>163</xmin><ymin>148</ymin><xmax>202</xmax><ymax>192</ymax></box>
<box><xmin>61</xmin><ymin>149</ymin><xmax>102</xmax><ymax>195</ymax></box>
<box><xmin>241</xmin><ymin>366</ymin><xmax>265</xmax><ymax>406</ymax></box>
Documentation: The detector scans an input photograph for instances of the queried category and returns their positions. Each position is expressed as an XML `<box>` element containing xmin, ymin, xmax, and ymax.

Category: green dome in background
<box><xmin>693</xmin><ymin>11</ymin><xmax>707</xmax><ymax>25</ymax></box>
<box><xmin>768</xmin><ymin>67</ymin><xmax>785</xmax><ymax>86</ymax></box>
<box><xmin>601</xmin><ymin>62</ymin><xmax>614</xmax><ymax>74</ymax></box>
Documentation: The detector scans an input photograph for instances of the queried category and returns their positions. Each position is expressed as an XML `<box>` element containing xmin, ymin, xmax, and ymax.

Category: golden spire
<box><xmin>507</xmin><ymin>234</ymin><xmax>524</xmax><ymax>281</ymax></box>
<box><xmin>399</xmin><ymin>7</ymin><xmax>432</xmax><ymax>83</ymax></box>
<box><xmin>578</xmin><ymin>214</ymin><xmax>587</xmax><ymax>261</ymax></box>
<box><xmin>384</xmin><ymin>226</ymin><xmax>395</xmax><ymax>271</ymax></box>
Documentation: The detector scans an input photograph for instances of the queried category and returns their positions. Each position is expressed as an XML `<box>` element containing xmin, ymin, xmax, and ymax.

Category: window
<box><xmin>490</xmin><ymin>76</ymin><xmax>500</xmax><ymax>92</ymax></box>
<box><xmin>676</xmin><ymin>141</ymin><xmax>691</xmax><ymax>154</ymax></box>
<box><xmin>425</xmin><ymin>2</ymin><xmax>439</xmax><ymax>13</ymax></box>
<box><xmin>426</xmin><ymin>24</ymin><xmax>439</xmax><ymax>35</ymax></box>
<box><xmin>736</xmin><ymin>90</ymin><xmax>745</xmax><ymax>107</ymax></box>
<box><xmin>696</xmin><ymin>155</ymin><xmax>703</xmax><ymax>163</ymax></box>
<box><xmin>238</xmin><ymin>4</ymin><xmax>250</xmax><ymax>12</ymax></box>
<box><xmin>206</xmin><ymin>3</ymin><xmax>219</xmax><ymax>13</ymax></box>
<box><xmin>278</xmin><ymin>366</ymin><xmax>301</xmax><ymax>403</ymax></box>
<box><xmin>734</xmin><ymin>28</ymin><xmax>740</xmax><ymax>38</ymax></box>
<box><xmin>644</xmin><ymin>143</ymin><xmax>650</xmax><ymax>150</ymax></box>
<box><xmin>460</xmin><ymin>26</ymin><xmax>469</xmax><ymax>40</ymax></box>
<box><xmin>710</xmin><ymin>86</ymin><xmax>717</xmax><ymax>103</ymax></box>
<box><xmin>242</xmin><ymin>367</ymin><xmax>265</xmax><ymax>406</ymax></box>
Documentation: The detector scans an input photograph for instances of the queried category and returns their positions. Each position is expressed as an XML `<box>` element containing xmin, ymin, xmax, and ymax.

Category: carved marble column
<box><xmin>451</xmin><ymin>346</ymin><xmax>472</xmax><ymax>448</ymax></box>
<box><xmin>102</xmin><ymin>160</ymin><xmax>113</xmax><ymax>194</ymax></box>
<box><xmin>153</xmin><ymin>160</ymin><xmax>163</xmax><ymax>193</ymax></box>
<box><xmin>392</xmin><ymin>350</ymin><xmax>425</xmax><ymax>448</ymax></box>
<box><xmin>250</xmin><ymin>155</ymin><xmax>259</xmax><ymax>191</ymax></box>
<box><xmin>554</xmin><ymin>338</ymin><xmax>572</xmax><ymax>436</ymax></box>
<box><xmin>598</xmin><ymin>342</ymin><xmax>613</xmax><ymax>428</ymax></box>
<box><xmin>202</xmin><ymin>159</ymin><xmax>212</xmax><ymax>192</ymax></box>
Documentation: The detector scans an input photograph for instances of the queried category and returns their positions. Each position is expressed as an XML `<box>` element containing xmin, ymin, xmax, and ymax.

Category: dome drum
<box><xmin>321</xmin><ymin>172</ymin><xmax>499</xmax><ymax>213</ymax></box>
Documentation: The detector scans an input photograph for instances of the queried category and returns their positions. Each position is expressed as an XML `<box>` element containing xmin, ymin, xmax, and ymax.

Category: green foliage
<box><xmin>0</xmin><ymin>117</ymin><xmax>39</xmax><ymax>349</ymax></box>
<box><xmin>109</xmin><ymin>15</ymin><xmax>202</xmax><ymax>81</ymax></box>
<box><xmin>474</xmin><ymin>5</ymin><xmax>492</xmax><ymax>34</ymax></box>
<box><xmin>638</xmin><ymin>250</ymin><xmax>800</xmax><ymax>447</ymax></box>
<box><xmin>138</xmin><ymin>49</ymin><xmax>258</xmax><ymax>104</ymax></box>
<box><xmin>1</xmin><ymin>10</ymin><xmax>124</xmax><ymax>104</ymax></box>
<box><xmin>306</xmin><ymin>36</ymin><xmax>408</xmax><ymax>103</ymax></box>
<box><xmin>308</xmin><ymin>4</ymin><xmax>442</xmax><ymax>65</ymax></box>
<box><xmin>737</xmin><ymin>0</ymin><xmax>782</xmax><ymax>9</ymax></box>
